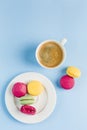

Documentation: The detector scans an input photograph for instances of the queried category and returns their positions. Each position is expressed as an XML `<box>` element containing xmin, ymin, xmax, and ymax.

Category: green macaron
<box><xmin>19</xmin><ymin>95</ymin><xmax>35</xmax><ymax>105</ymax></box>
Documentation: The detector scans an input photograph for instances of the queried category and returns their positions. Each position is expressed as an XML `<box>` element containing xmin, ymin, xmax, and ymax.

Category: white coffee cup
<box><xmin>35</xmin><ymin>38</ymin><xmax>67</xmax><ymax>69</ymax></box>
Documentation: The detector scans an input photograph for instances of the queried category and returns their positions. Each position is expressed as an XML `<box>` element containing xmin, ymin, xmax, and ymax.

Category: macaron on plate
<box><xmin>5</xmin><ymin>72</ymin><xmax>56</xmax><ymax>124</ymax></box>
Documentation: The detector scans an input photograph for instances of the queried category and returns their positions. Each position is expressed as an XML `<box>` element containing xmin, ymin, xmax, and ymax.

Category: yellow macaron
<box><xmin>27</xmin><ymin>80</ymin><xmax>44</xmax><ymax>96</ymax></box>
<box><xmin>66</xmin><ymin>66</ymin><xmax>81</xmax><ymax>78</ymax></box>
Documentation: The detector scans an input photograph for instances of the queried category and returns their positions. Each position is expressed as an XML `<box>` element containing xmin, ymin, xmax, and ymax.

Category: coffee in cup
<box><xmin>36</xmin><ymin>38</ymin><xmax>67</xmax><ymax>69</ymax></box>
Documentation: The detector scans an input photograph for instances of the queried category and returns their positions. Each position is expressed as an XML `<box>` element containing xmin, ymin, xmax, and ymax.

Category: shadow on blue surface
<box><xmin>55</xmin><ymin>66</ymin><xmax>67</xmax><ymax>89</ymax></box>
<box><xmin>20</xmin><ymin>42</ymin><xmax>39</xmax><ymax>67</ymax></box>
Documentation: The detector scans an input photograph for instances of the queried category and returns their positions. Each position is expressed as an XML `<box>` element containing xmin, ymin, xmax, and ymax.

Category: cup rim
<box><xmin>35</xmin><ymin>40</ymin><xmax>66</xmax><ymax>69</ymax></box>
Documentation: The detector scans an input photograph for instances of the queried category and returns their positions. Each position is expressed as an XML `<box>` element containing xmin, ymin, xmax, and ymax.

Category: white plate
<box><xmin>5</xmin><ymin>72</ymin><xmax>56</xmax><ymax>124</ymax></box>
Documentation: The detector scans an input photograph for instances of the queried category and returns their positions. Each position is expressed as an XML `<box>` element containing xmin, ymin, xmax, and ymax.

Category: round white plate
<box><xmin>5</xmin><ymin>72</ymin><xmax>56</xmax><ymax>124</ymax></box>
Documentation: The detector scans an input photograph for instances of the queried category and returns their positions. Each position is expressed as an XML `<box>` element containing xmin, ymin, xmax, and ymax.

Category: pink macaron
<box><xmin>20</xmin><ymin>105</ymin><xmax>36</xmax><ymax>115</ymax></box>
<box><xmin>12</xmin><ymin>82</ymin><xmax>27</xmax><ymax>97</ymax></box>
<box><xmin>60</xmin><ymin>75</ymin><xmax>75</xmax><ymax>90</ymax></box>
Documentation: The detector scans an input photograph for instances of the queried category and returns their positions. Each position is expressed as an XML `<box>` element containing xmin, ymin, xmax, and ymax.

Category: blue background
<box><xmin>0</xmin><ymin>0</ymin><xmax>87</xmax><ymax>130</ymax></box>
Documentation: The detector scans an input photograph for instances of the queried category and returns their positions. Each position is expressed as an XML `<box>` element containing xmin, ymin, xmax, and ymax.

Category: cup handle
<box><xmin>60</xmin><ymin>38</ymin><xmax>67</xmax><ymax>46</ymax></box>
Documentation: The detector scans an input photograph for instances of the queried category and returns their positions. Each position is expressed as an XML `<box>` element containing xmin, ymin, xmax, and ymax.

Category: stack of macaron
<box><xmin>60</xmin><ymin>66</ymin><xmax>81</xmax><ymax>90</ymax></box>
<box><xmin>12</xmin><ymin>80</ymin><xmax>44</xmax><ymax>115</ymax></box>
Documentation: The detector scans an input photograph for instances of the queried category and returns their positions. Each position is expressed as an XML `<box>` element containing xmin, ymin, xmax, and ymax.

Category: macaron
<box><xmin>12</xmin><ymin>82</ymin><xmax>27</xmax><ymax>97</ymax></box>
<box><xmin>27</xmin><ymin>80</ymin><xmax>44</xmax><ymax>96</ymax></box>
<box><xmin>66</xmin><ymin>66</ymin><xmax>81</xmax><ymax>78</ymax></box>
<box><xmin>20</xmin><ymin>105</ymin><xmax>36</xmax><ymax>115</ymax></box>
<box><xmin>19</xmin><ymin>94</ymin><xmax>35</xmax><ymax>105</ymax></box>
<box><xmin>60</xmin><ymin>75</ymin><xmax>75</xmax><ymax>90</ymax></box>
